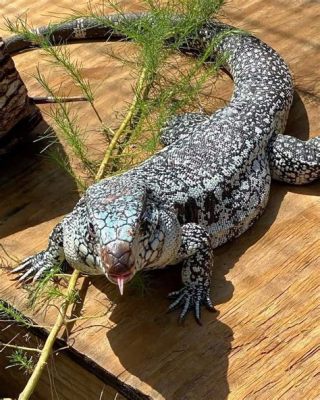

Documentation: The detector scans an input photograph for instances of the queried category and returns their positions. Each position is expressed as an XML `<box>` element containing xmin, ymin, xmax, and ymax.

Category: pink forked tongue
<box><xmin>117</xmin><ymin>277</ymin><xmax>125</xmax><ymax>296</ymax></box>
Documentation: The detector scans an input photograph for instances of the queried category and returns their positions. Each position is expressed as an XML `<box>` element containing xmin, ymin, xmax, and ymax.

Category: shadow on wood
<box><xmin>0</xmin><ymin>125</ymin><xmax>79</xmax><ymax>239</ymax></box>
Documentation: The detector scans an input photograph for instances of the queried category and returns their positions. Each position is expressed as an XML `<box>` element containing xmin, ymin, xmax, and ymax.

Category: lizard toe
<box><xmin>167</xmin><ymin>284</ymin><xmax>213</xmax><ymax>325</ymax></box>
<box><xmin>11</xmin><ymin>256</ymin><xmax>34</xmax><ymax>273</ymax></box>
<box><xmin>13</xmin><ymin>251</ymin><xmax>60</xmax><ymax>283</ymax></box>
<box><xmin>204</xmin><ymin>294</ymin><xmax>217</xmax><ymax>312</ymax></box>
<box><xmin>167</xmin><ymin>290</ymin><xmax>187</xmax><ymax>312</ymax></box>
<box><xmin>178</xmin><ymin>293</ymin><xmax>191</xmax><ymax>322</ymax></box>
<box><xmin>194</xmin><ymin>300</ymin><xmax>202</xmax><ymax>326</ymax></box>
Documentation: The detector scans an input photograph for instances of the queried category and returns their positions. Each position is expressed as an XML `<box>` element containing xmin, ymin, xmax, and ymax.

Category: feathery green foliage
<box><xmin>5</xmin><ymin>0</ymin><xmax>226</xmax><ymax>179</ymax></box>
<box><xmin>24</xmin><ymin>266</ymin><xmax>78</xmax><ymax>310</ymax></box>
<box><xmin>70</xmin><ymin>0</ymin><xmax>227</xmax><ymax>175</ymax></box>
<box><xmin>5</xmin><ymin>15</ymin><xmax>110</xmax><ymax>186</ymax></box>
<box><xmin>6</xmin><ymin>349</ymin><xmax>36</xmax><ymax>375</ymax></box>
<box><xmin>0</xmin><ymin>300</ymin><xmax>32</xmax><ymax>327</ymax></box>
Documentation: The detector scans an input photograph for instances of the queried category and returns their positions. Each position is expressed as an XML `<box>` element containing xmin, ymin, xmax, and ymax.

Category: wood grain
<box><xmin>0</xmin><ymin>1</ymin><xmax>319</xmax><ymax>399</ymax></box>
<box><xmin>0</xmin><ymin>36</ymin><xmax>41</xmax><ymax>155</ymax></box>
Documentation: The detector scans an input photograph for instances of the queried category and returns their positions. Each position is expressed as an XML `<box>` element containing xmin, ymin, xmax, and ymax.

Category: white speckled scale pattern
<box><xmin>11</xmin><ymin>16</ymin><xmax>320</xmax><ymax>323</ymax></box>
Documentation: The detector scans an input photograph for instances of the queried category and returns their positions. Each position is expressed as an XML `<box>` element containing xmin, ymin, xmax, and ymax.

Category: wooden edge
<box><xmin>0</xmin><ymin>299</ymin><xmax>151</xmax><ymax>400</ymax></box>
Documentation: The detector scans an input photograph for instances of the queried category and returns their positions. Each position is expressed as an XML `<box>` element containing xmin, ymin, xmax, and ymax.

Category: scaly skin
<box><xmin>9</xmin><ymin>16</ymin><xmax>320</xmax><ymax>324</ymax></box>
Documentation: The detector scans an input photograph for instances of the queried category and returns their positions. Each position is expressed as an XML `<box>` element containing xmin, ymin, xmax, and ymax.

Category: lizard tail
<box><xmin>4</xmin><ymin>14</ymin><xmax>146</xmax><ymax>55</ymax></box>
<box><xmin>5</xmin><ymin>14</ymin><xmax>294</xmax><ymax>141</ymax></box>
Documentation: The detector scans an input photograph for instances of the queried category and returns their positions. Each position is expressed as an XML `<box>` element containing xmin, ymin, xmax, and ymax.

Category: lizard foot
<box><xmin>167</xmin><ymin>284</ymin><xmax>216</xmax><ymax>325</ymax></box>
<box><xmin>11</xmin><ymin>251</ymin><xmax>60</xmax><ymax>283</ymax></box>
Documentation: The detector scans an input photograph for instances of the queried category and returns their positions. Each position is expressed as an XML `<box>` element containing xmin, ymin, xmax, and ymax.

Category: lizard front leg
<box><xmin>12</xmin><ymin>222</ymin><xmax>65</xmax><ymax>282</ymax></box>
<box><xmin>168</xmin><ymin>223</ymin><xmax>216</xmax><ymax>325</ymax></box>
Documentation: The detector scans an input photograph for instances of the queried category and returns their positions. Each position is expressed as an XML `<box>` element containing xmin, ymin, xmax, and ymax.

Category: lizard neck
<box><xmin>135</xmin><ymin>206</ymin><xmax>182</xmax><ymax>271</ymax></box>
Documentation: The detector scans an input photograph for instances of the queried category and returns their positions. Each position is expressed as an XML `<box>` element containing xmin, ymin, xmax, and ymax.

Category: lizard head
<box><xmin>85</xmin><ymin>181</ymin><xmax>166</xmax><ymax>294</ymax></box>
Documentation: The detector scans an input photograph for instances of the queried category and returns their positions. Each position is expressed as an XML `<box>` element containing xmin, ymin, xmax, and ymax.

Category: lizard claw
<box><xmin>11</xmin><ymin>251</ymin><xmax>58</xmax><ymax>283</ymax></box>
<box><xmin>167</xmin><ymin>284</ymin><xmax>216</xmax><ymax>325</ymax></box>
<box><xmin>11</xmin><ymin>255</ymin><xmax>35</xmax><ymax>274</ymax></box>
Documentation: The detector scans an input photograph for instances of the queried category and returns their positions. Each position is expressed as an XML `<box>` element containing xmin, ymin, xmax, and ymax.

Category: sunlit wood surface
<box><xmin>0</xmin><ymin>1</ymin><xmax>319</xmax><ymax>399</ymax></box>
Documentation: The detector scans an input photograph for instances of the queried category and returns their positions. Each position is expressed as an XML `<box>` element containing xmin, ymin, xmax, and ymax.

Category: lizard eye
<box><xmin>88</xmin><ymin>222</ymin><xmax>96</xmax><ymax>238</ymax></box>
<box><xmin>140</xmin><ymin>206</ymin><xmax>159</xmax><ymax>231</ymax></box>
<box><xmin>140</xmin><ymin>210</ymin><xmax>150</xmax><ymax>233</ymax></box>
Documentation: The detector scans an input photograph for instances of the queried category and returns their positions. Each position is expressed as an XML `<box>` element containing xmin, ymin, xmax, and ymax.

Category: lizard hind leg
<box><xmin>269</xmin><ymin>134</ymin><xmax>320</xmax><ymax>184</ymax></box>
<box><xmin>167</xmin><ymin>223</ymin><xmax>216</xmax><ymax>325</ymax></box>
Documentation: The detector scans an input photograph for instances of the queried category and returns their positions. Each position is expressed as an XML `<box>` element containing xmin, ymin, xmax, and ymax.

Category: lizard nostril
<box><xmin>100</xmin><ymin>249</ymin><xmax>112</xmax><ymax>267</ymax></box>
<box><xmin>100</xmin><ymin>240</ymin><xmax>133</xmax><ymax>275</ymax></box>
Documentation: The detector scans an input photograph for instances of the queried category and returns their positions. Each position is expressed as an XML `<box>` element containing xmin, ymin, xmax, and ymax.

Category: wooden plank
<box><xmin>0</xmin><ymin>319</ymin><xmax>127</xmax><ymax>400</ymax></box>
<box><xmin>0</xmin><ymin>1</ymin><xmax>320</xmax><ymax>399</ymax></box>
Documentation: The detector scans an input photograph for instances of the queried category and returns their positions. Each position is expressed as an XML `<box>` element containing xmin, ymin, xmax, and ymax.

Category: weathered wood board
<box><xmin>0</xmin><ymin>0</ymin><xmax>320</xmax><ymax>399</ymax></box>
<box><xmin>0</xmin><ymin>319</ymin><xmax>128</xmax><ymax>400</ymax></box>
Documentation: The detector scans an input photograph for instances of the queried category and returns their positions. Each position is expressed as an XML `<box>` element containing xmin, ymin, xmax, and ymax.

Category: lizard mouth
<box><xmin>107</xmin><ymin>271</ymin><xmax>134</xmax><ymax>295</ymax></box>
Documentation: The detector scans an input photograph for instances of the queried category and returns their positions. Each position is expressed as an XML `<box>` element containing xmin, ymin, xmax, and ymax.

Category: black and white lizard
<box><xmin>7</xmin><ymin>15</ymin><xmax>320</xmax><ymax>324</ymax></box>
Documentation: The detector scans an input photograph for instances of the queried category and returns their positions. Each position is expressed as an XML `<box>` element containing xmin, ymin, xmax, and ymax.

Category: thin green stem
<box><xmin>95</xmin><ymin>66</ymin><xmax>149</xmax><ymax>181</ymax></box>
<box><xmin>0</xmin><ymin>343</ymin><xmax>42</xmax><ymax>354</ymax></box>
<box><xmin>18</xmin><ymin>270</ymin><xmax>80</xmax><ymax>400</ymax></box>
